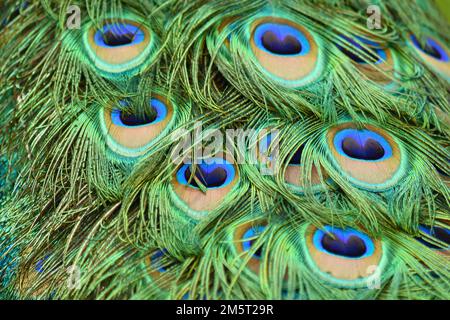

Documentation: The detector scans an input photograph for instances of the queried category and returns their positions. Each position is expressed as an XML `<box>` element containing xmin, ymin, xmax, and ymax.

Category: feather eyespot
<box><xmin>111</xmin><ymin>98</ymin><xmax>167</xmax><ymax>127</ymax></box>
<box><xmin>327</xmin><ymin>123</ymin><xmax>406</xmax><ymax>191</ymax></box>
<box><xmin>257</xmin><ymin>130</ymin><xmax>329</xmax><ymax>192</ymax></box>
<box><xmin>144</xmin><ymin>249</ymin><xmax>176</xmax><ymax>290</ymax></box>
<box><xmin>85</xmin><ymin>18</ymin><xmax>156</xmax><ymax>76</ymax></box>
<box><xmin>337</xmin><ymin>35</ymin><xmax>398</xmax><ymax>86</ymax></box>
<box><xmin>94</xmin><ymin>23</ymin><xmax>145</xmax><ymax>48</ymax></box>
<box><xmin>242</xmin><ymin>226</ymin><xmax>266</xmax><ymax>259</ymax></box>
<box><xmin>101</xmin><ymin>95</ymin><xmax>175</xmax><ymax>157</ymax></box>
<box><xmin>417</xmin><ymin>225</ymin><xmax>450</xmax><ymax>252</ymax></box>
<box><xmin>338</xmin><ymin>35</ymin><xmax>386</xmax><ymax>64</ymax></box>
<box><xmin>217</xmin><ymin>17</ymin><xmax>239</xmax><ymax>49</ymax></box>
<box><xmin>408</xmin><ymin>34</ymin><xmax>450</xmax><ymax>81</ymax></box>
<box><xmin>284</xmin><ymin>144</ymin><xmax>329</xmax><ymax>192</ymax></box>
<box><xmin>288</xmin><ymin>145</ymin><xmax>305</xmax><ymax>165</ymax></box>
<box><xmin>171</xmin><ymin>157</ymin><xmax>239</xmax><ymax>219</ymax></box>
<box><xmin>335</xmin><ymin>130</ymin><xmax>390</xmax><ymax>161</ymax></box>
<box><xmin>233</xmin><ymin>221</ymin><xmax>267</xmax><ymax>274</ymax></box>
<box><xmin>35</xmin><ymin>255</ymin><xmax>49</xmax><ymax>274</ymax></box>
<box><xmin>255</xmin><ymin>23</ymin><xmax>308</xmax><ymax>56</ymax></box>
<box><xmin>16</xmin><ymin>251</ymin><xmax>51</xmax><ymax>298</ymax></box>
<box><xmin>304</xmin><ymin>225</ymin><xmax>384</xmax><ymax>285</ymax></box>
<box><xmin>249</xmin><ymin>17</ymin><xmax>323</xmax><ymax>87</ymax></box>
<box><xmin>176</xmin><ymin>160</ymin><xmax>236</xmax><ymax>190</ymax></box>
<box><xmin>410</xmin><ymin>35</ymin><xmax>449</xmax><ymax>62</ymax></box>
<box><xmin>314</xmin><ymin>227</ymin><xmax>374</xmax><ymax>258</ymax></box>
<box><xmin>436</xmin><ymin>166</ymin><xmax>449</xmax><ymax>177</ymax></box>
<box><xmin>149</xmin><ymin>249</ymin><xmax>171</xmax><ymax>273</ymax></box>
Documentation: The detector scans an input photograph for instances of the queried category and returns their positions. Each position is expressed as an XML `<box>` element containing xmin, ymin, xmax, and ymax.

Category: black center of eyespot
<box><xmin>347</xmin><ymin>50</ymin><xmax>379</xmax><ymax>64</ymax></box>
<box><xmin>119</xmin><ymin>109</ymin><xmax>157</xmax><ymax>126</ymax></box>
<box><xmin>418</xmin><ymin>226</ymin><xmax>450</xmax><ymax>249</ymax></box>
<box><xmin>184</xmin><ymin>166</ymin><xmax>228</xmax><ymax>188</ymax></box>
<box><xmin>103</xmin><ymin>30</ymin><xmax>134</xmax><ymax>46</ymax></box>
<box><xmin>261</xmin><ymin>31</ymin><xmax>302</xmax><ymax>55</ymax></box>
<box><xmin>289</xmin><ymin>145</ymin><xmax>305</xmax><ymax>165</ymax></box>
<box><xmin>342</xmin><ymin>137</ymin><xmax>385</xmax><ymax>160</ymax></box>
<box><xmin>338</xmin><ymin>38</ymin><xmax>380</xmax><ymax>64</ymax></box>
<box><xmin>321</xmin><ymin>233</ymin><xmax>367</xmax><ymax>258</ymax></box>
<box><xmin>423</xmin><ymin>44</ymin><xmax>443</xmax><ymax>60</ymax></box>
<box><xmin>413</xmin><ymin>37</ymin><xmax>443</xmax><ymax>60</ymax></box>
<box><xmin>247</xmin><ymin>239</ymin><xmax>262</xmax><ymax>258</ymax></box>
<box><xmin>434</xmin><ymin>227</ymin><xmax>450</xmax><ymax>245</ymax></box>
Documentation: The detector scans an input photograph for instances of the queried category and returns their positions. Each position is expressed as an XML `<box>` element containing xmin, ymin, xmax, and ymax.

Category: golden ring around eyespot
<box><xmin>103</xmin><ymin>94</ymin><xmax>174</xmax><ymax>151</ymax></box>
<box><xmin>249</xmin><ymin>17</ymin><xmax>320</xmax><ymax>83</ymax></box>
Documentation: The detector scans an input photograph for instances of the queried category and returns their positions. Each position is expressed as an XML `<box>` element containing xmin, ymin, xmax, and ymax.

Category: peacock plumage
<box><xmin>0</xmin><ymin>0</ymin><xmax>449</xmax><ymax>300</ymax></box>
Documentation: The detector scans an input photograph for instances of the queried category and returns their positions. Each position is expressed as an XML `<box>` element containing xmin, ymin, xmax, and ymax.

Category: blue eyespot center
<box><xmin>151</xmin><ymin>249</ymin><xmax>170</xmax><ymax>273</ymax></box>
<box><xmin>176</xmin><ymin>159</ymin><xmax>235</xmax><ymax>190</ymax></box>
<box><xmin>338</xmin><ymin>35</ymin><xmax>386</xmax><ymax>64</ymax></box>
<box><xmin>95</xmin><ymin>23</ymin><xmax>145</xmax><ymax>48</ymax></box>
<box><xmin>242</xmin><ymin>226</ymin><xmax>266</xmax><ymax>258</ymax></box>
<box><xmin>254</xmin><ymin>23</ymin><xmax>310</xmax><ymax>56</ymax></box>
<box><xmin>334</xmin><ymin>129</ymin><xmax>392</xmax><ymax>162</ymax></box>
<box><xmin>259</xmin><ymin>133</ymin><xmax>273</xmax><ymax>155</ymax></box>
<box><xmin>35</xmin><ymin>255</ymin><xmax>49</xmax><ymax>273</ymax></box>
<box><xmin>435</xmin><ymin>159</ymin><xmax>450</xmax><ymax>177</ymax></box>
<box><xmin>313</xmin><ymin>226</ymin><xmax>375</xmax><ymax>259</ymax></box>
<box><xmin>111</xmin><ymin>98</ymin><xmax>167</xmax><ymax>127</ymax></box>
<box><xmin>411</xmin><ymin>35</ymin><xmax>449</xmax><ymax>62</ymax></box>
<box><xmin>417</xmin><ymin>225</ymin><xmax>450</xmax><ymax>250</ymax></box>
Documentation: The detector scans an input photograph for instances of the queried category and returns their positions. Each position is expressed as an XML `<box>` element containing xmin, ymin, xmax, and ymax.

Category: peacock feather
<box><xmin>0</xmin><ymin>0</ymin><xmax>449</xmax><ymax>300</ymax></box>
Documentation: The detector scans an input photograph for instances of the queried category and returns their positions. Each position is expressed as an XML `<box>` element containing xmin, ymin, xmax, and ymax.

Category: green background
<box><xmin>436</xmin><ymin>0</ymin><xmax>450</xmax><ymax>23</ymax></box>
